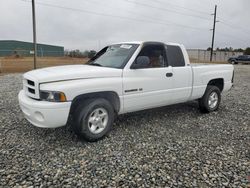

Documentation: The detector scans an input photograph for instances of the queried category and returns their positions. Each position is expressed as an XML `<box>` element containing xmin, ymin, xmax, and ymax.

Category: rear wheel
<box><xmin>231</xmin><ymin>60</ymin><xmax>238</xmax><ymax>64</ymax></box>
<box><xmin>199</xmin><ymin>85</ymin><xmax>221</xmax><ymax>113</ymax></box>
<box><xmin>72</xmin><ymin>98</ymin><xmax>115</xmax><ymax>142</ymax></box>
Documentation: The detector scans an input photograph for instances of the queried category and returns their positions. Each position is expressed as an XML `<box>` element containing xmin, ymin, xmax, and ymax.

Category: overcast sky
<box><xmin>0</xmin><ymin>0</ymin><xmax>249</xmax><ymax>51</ymax></box>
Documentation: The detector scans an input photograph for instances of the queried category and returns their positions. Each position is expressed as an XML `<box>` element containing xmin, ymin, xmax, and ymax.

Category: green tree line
<box><xmin>207</xmin><ymin>47</ymin><xmax>250</xmax><ymax>55</ymax></box>
<box><xmin>65</xmin><ymin>50</ymin><xmax>97</xmax><ymax>58</ymax></box>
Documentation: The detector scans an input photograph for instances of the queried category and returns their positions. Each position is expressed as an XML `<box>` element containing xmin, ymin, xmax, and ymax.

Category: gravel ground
<box><xmin>0</xmin><ymin>65</ymin><xmax>249</xmax><ymax>187</ymax></box>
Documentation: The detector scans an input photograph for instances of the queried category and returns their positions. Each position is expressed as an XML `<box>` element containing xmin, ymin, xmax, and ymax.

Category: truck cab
<box><xmin>122</xmin><ymin>42</ymin><xmax>193</xmax><ymax>112</ymax></box>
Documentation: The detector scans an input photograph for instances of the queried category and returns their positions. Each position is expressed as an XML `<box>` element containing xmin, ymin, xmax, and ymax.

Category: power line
<box><xmin>83</xmin><ymin>0</ymin><xmax>209</xmax><ymax>31</ymax></box>
<box><xmin>122</xmin><ymin>0</ymin><xmax>250</xmax><ymax>39</ymax></box>
<box><xmin>219</xmin><ymin>20</ymin><xmax>250</xmax><ymax>36</ymax></box>
<box><xmin>20</xmin><ymin>0</ymin><xmax>208</xmax><ymax>31</ymax></box>
<box><xmin>121</xmin><ymin>0</ymin><xmax>211</xmax><ymax>21</ymax></box>
<box><xmin>145</xmin><ymin>0</ymin><xmax>211</xmax><ymax>15</ymax></box>
<box><xmin>218</xmin><ymin>18</ymin><xmax>250</xmax><ymax>32</ymax></box>
<box><xmin>19</xmin><ymin>0</ymin><xmax>248</xmax><ymax>47</ymax></box>
<box><xmin>121</xmin><ymin>0</ymin><xmax>250</xmax><ymax>42</ymax></box>
<box><xmin>214</xmin><ymin>17</ymin><xmax>250</xmax><ymax>41</ymax></box>
<box><xmin>217</xmin><ymin>31</ymin><xmax>249</xmax><ymax>44</ymax></box>
<box><xmin>209</xmin><ymin>6</ymin><xmax>248</xmax><ymax>54</ymax></box>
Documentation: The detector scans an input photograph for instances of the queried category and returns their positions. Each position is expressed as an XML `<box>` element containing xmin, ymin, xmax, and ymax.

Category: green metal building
<box><xmin>0</xmin><ymin>40</ymin><xmax>64</xmax><ymax>57</ymax></box>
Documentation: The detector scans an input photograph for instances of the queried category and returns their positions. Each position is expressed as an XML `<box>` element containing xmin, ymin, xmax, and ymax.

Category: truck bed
<box><xmin>189</xmin><ymin>63</ymin><xmax>234</xmax><ymax>100</ymax></box>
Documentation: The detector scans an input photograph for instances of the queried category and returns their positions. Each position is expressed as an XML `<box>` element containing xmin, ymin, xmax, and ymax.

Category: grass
<box><xmin>0</xmin><ymin>57</ymin><xmax>89</xmax><ymax>73</ymax></box>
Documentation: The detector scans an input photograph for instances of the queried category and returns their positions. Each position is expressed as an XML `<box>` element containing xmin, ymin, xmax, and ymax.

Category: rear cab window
<box><xmin>165</xmin><ymin>45</ymin><xmax>185</xmax><ymax>67</ymax></box>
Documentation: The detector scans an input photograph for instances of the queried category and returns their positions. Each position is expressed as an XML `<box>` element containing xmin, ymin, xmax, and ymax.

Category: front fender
<box><xmin>39</xmin><ymin>77</ymin><xmax>123</xmax><ymax>101</ymax></box>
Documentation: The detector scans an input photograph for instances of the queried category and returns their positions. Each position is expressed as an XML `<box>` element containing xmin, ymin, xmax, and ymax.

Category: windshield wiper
<box><xmin>89</xmin><ymin>63</ymin><xmax>102</xmax><ymax>67</ymax></box>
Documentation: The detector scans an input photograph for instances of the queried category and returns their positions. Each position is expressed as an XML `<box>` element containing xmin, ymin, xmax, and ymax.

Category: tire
<box><xmin>72</xmin><ymin>98</ymin><xmax>115</xmax><ymax>142</ymax></box>
<box><xmin>231</xmin><ymin>60</ymin><xmax>238</xmax><ymax>65</ymax></box>
<box><xmin>199</xmin><ymin>85</ymin><xmax>221</xmax><ymax>113</ymax></box>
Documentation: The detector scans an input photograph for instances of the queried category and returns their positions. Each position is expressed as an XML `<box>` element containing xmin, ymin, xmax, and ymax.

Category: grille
<box><xmin>24</xmin><ymin>78</ymin><xmax>39</xmax><ymax>99</ymax></box>
<box><xmin>28</xmin><ymin>87</ymin><xmax>35</xmax><ymax>94</ymax></box>
<box><xmin>27</xmin><ymin>80</ymin><xmax>35</xmax><ymax>86</ymax></box>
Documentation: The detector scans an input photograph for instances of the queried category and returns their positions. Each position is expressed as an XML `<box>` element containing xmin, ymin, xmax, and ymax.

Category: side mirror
<box><xmin>131</xmin><ymin>56</ymin><xmax>150</xmax><ymax>69</ymax></box>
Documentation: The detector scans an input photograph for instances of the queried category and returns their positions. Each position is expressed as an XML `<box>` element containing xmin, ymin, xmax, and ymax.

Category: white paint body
<box><xmin>18</xmin><ymin>41</ymin><xmax>234</xmax><ymax>128</ymax></box>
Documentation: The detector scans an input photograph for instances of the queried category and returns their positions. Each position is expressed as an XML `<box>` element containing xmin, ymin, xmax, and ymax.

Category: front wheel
<box><xmin>199</xmin><ymin>86</ymin><xmax>221</xmax><ymax>113</ymax></box>
<box><xmin>72</xmin><ymin>98</ymin><xmax>115</xmax><ymax>142</ymax></box>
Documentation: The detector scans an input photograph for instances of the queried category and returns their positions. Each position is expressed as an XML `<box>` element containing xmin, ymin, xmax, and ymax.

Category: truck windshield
<box><xmin>87</xmin><ymin>44</ymin><xmax>139</xmax><ymax>68</ymax></box>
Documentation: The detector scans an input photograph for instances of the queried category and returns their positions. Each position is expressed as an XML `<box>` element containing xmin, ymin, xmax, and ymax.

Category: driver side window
<box><xmin>134</xmin><ymin>44</ymin><xmax>167</xmax><ymax>68</ymax></box>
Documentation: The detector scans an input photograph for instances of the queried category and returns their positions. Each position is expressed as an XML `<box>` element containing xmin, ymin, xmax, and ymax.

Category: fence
<box><xmin>187</xmin><ymin>49</ymin><xmax>243</xmax><ymax>62</ymax></box>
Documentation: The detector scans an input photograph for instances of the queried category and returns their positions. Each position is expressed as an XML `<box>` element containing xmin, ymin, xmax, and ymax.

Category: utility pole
<box><xmin>210</xmin><ymin>5</ymin><xmax>218</xmax><ymax>62</ymax></box>
<box><xmin>32</xmin><ymin>0</ymin><xmax>37</xmax><ymax>69</ymax></box>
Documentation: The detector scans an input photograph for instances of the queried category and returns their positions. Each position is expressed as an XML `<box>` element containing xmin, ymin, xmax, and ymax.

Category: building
<box><xmin>0</xmin><ymin>40</ymin><xmax>64</xmax><ymax>57</ymax></box>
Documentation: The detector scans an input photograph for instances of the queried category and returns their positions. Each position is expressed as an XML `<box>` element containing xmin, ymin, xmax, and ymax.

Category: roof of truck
<box><xmin>111</xmin><ymin>41</ymin><xmax>182</xmax><ymax>46</ymax></box>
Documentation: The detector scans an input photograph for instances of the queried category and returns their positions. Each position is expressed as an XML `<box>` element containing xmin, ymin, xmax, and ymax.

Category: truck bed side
<box><xmin>189</xmin><ymin>64</ymin><xmax>234</xmax><ymax>100</ymax></box>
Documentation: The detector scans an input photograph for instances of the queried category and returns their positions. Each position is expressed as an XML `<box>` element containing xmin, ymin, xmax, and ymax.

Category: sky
<box><xmin>0</xmin><ymin>0</ymin><xmax>249</xmax><ymax>51</ymax></box>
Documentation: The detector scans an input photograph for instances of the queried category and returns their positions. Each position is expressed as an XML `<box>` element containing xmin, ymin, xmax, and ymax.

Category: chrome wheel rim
<box><xmin>208</xmin><ymin>92</ymin><xmax>218</xmax><ymax>109</ymax></box>
<box><xmin>87</xmin><ymin>107</ymin><xmax>108</xmax><ymax>134</ymax></box>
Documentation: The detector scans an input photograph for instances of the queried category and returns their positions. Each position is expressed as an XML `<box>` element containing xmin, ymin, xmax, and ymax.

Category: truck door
<box><xmin>122</xmin><ymin>43</ymin><xmax>174</xmax><ymax>113</ymax></box>
<box><xmin>165</xmin><ymin>45</ymin><xmax>192</xmax><ymax>103</ymax></box>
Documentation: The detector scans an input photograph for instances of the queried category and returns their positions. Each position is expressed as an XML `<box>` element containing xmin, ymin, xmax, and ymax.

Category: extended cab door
<box><xmin>122</xmin><ymin>43</ymin><xmax>174</xmax><ymax>113</ymax></box>
<box><xmin>165</xmin><ymin>45</ymin><xmax>192</xmax><ymax>103</ymax></box>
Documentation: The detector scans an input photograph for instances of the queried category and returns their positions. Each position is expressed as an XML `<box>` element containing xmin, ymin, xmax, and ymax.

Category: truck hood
<box><xmin>23</xmin><ymin>64</ymin><xmax>123</xmax><ymax>83</ymax></box>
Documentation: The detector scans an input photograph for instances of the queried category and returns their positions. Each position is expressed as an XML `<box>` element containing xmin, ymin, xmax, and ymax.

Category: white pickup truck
<box><xmin>18</xmin><ymin>41</ymin><xmax>234</xmax><ymax>141</ymax></box>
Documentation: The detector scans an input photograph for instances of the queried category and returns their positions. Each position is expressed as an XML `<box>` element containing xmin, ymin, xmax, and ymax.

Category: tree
<box><xmin>82</xmin><ymin>50</ymin><xmax>90</xmax><ymax>58</ymax></box>
<box><xmin>234</xmin><ymin>48</ymin><xmax>244</xmax><ymax>52</ymax></box>
<box><xmin>244</xmin><ymin>47</ymin><xmax>250</xmax><ymax>55</ymax></box>
<box><xmin>65</xmin><ymin>50</ymin><xmax>97</xmax><ymax>58</ymax></box>
<box><xmin>88</xmin><ymin>50</ymin><xmax>97</xmax><ymax>58</ymax></box>
<box><xmin>69</xmin><ymin>50</ymin><xmax>81</xmax><ymax>57</ymax></box>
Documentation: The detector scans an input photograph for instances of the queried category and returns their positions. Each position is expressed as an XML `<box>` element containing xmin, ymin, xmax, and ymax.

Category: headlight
<box><xmin>40</xmin><ymin>91</ymin><xmax>67</xmax><ymax>102</ymax></box>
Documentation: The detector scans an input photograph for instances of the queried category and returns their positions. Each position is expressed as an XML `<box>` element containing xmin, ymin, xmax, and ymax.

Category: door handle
<box><xmin>166</xmin><ymin>73</ymin><xmax>173</xmax><ymax>77</ymax></box>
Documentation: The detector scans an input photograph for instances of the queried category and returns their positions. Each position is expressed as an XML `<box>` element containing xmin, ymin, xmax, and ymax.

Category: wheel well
<box><xmin>69</xmin><ymin>91</ymin><xmax>120</xmax><ymax>115</ymax></box>
<box><xmin>207</xmin><ymin>78</ymin><xmax>224</xmax><ymax>92</ymax></box>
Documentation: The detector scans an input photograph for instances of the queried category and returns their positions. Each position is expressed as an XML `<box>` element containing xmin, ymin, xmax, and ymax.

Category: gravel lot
<box><xmin>0</xmin><ymin>65</ymin><xmax>249</xmax><ymax>187</ymax></box>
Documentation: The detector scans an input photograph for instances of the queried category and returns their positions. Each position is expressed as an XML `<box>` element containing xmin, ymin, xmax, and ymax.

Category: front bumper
<box><xmin>18</xmin><ymin>90</ymin><xmax>71</xmax><ymax>128</ymax></box>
